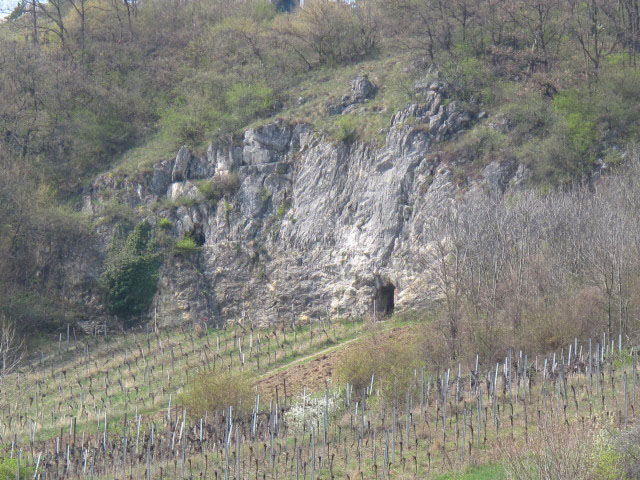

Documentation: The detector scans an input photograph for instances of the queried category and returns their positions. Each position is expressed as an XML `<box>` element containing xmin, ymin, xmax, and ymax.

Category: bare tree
<box><xmin>0</xmin><ymin>317</ymin><xmax>24</xmax><ymax>381</ymax></box>
<box><xmin>570</xmin><ymin>0</ymin><xmax>619</xmax><ymax>79</ymax></box>
<box><xmin>506</xmin><ymin>0</ymin><xmax>567</xmax><ymax>71</ymax></box>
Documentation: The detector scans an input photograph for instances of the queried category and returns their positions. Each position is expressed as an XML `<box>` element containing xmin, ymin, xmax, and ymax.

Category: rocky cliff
<box><xmin>82</xmin><ymin>80</ymin><xmax>524</xmax><ymax>327</ymax></box>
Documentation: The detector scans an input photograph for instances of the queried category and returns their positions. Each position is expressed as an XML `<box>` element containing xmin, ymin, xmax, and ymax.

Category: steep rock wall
<box><xmin>84</xmin><ymin>83</ymin><xmax>521</xmax><ymax>326</ymax></box>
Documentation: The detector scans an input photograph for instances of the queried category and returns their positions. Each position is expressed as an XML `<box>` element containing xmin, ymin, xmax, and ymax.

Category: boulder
<box><xmin>351</xmin><ymin>74</ymin><xmax>376</xmax><ymax>101</ymax></box>
<box><xmin>172</xmin><ymin>146</ymin><xmax>192</xmax><ymax>182</ymax></box>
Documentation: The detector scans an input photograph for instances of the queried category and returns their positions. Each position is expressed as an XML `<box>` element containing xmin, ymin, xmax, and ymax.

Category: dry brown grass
<box><xmin>180</xmin><ymin>369</ymin><xmax>256</xmax><ymax>418</ymax></box>
<box><xmin>334</xmin><ymin>325</ymin><xmax>423</xmax><ymax>403</ymax></box>
<box><xmin>499</xmin><ymin>417</ymin><xmax>600</xmax><ymax>480</ymax></box>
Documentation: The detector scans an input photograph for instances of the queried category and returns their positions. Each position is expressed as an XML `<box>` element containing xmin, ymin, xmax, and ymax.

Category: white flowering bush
<box><xmin>284</xmin><ymin>389</ymin><xmax>342</xmax><ymax>431</ymax></box>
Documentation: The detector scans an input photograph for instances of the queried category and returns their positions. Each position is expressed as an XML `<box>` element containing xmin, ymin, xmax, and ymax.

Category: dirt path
<box><xmin>259</xmin><ymin>336</ymin><xmax>360</xmax><ymax>379</ymax></box>
<box><xmin>257</xmin><ymin>337</ymin><xmax>359</xmax><ymax>397</ymax></box>
<box><xmin>257</xmin><ymin>323</ymin><xmax>410</xmax><ymax>397</ymax></box>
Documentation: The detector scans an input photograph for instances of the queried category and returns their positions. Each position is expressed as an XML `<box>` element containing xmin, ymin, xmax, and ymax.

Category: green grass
<box><xmin>111</xmin><ymin>130</ymin><xmax>184</xmax><ymax>177</ymax></box>
<box><xmin>435</xmin><ymin>464</ymin><xmax>507</xmax><ymax>480</ymax></box>
<box><xmin>4</xmin><ymin>309</ymin><xmax>636</xmax><ymax>480</ymax></box>
<box><xmin>3</xmin><ymin>313</ymin><xmax>391</xmax><ymax>443</ymax></box>
<box><xmin>250</xmin><ymin>53</ymin><xmax>423</xmax><ymax>146</ymax></box>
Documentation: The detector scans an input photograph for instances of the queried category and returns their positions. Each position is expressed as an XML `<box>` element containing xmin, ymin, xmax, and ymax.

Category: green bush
<box><xmin>225</xmin><ymin>83</ymin><xmax>275</xmax><ymax>127</ymax></box>
<box><xmin>439</xmin><ymin>55</ymin><xmax>494</xmax><ymax>105</ymax></box>
<box><xmin>101</xmin><ymin>221</ymin><xmax>161</xmax><ymax>327</ymax></box>
<box><xmin>158</xmin><ymin>218</ymin><xmax>172</xmax><ymax>230</ymax></box>
<box><xmin>96</xmin><ymin>198</ymin><xmax>135</xmax><ymax>226</ymax></box>
<box><xmin>174</xmin><ymin>235</ymin><xmax>200</xmax><ymax>254</ymax></box>
<box><xmin>434</xmin><ymin>464</ymin><xmax>506</xmax><ymax>480</ymax></box>
<box><xmin>0</xmin><ymin>457</ymin><xmax>34</xmax><ymax>480</ymax></box>
<box><xmin>215</xmin><ymin>172</ymin><xmax>241</xmax><ymax>196</ymax></box>
<box><xmin>500</xmin><ymin>87</ymin><xmax>553</xmax><ymax>138</ymax></box>
<box><xmin>517</xmin><ymin>134</ymin><xmax>583</xmax><ymax>185</ymax></box>
<box><xmin>275</xmin><ymin>202</ymin><xmax>289</xmax><ymax>219</ymax></box>
<box><xmin>71</xmin><ymin>105</ymin><xmax>136</xmax><ymax>164</ymax></box>
<box><xmin>260</xmin><ymin>188</ymin><xmax>272</xmax><ymax>202</ymax></box>
<box><xmin>609</xmin><ymin>420</ymin><xmax>640</xmax><ymax>479</ymax></box>
<box><xmin>274</xmin><ymin>0</ymin><xmax>378</xmax><ymax>67</ymax></box>
<box><xmin>594</xmin><ymin>445</ymin><xmax>628</xmax><ymax>480</ymax></box>
<box><xmin>158</xmin><ymin>98</ymin><xmax>219</xmax><ymax>146</ymax></box>
<box><xmin>195</xmin><ymin>180</ymin><xmax>222</xmax><ymax>203</ymax></box>
<box><xmin>553</xmin><ymin>91</ymin><xmax>598</xmax><ymax>156</ymax></box>
<box><xmin>336</xmin><ymin>115</ymin><xmax>359</xmax><ymax>143</ymax></box>
<box><xmin>447</xmin><ymin>125</ymin><xmax>508</xmax><ymax>165</ymax></box>
<box><xmin>195</xmin><ymin>173</ymin><xmax>240</xmax><ymax>206</ymax></box>
<box><xmin>180</xmin><ymin>370</ymin><xmax>255</xmax><ymax>418</ymax></box>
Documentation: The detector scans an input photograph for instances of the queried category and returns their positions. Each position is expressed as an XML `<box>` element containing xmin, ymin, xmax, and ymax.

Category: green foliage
<box><xmin>446</xmin><ymin>125</ymin><xmax>508</xmax><ymax>165</ymax></box>
<box><xmin>157</xmin><ymin>100</ymin><xmax>216</xmax><ymax>146</ymax></box>
<box><xmin>434</xmin><ymin>464</ymin><xmax>506</xmax><ymax>480</ymax></box>
<box><xmin>439</xmin><ymin>55</ymin><xmax>494</xmax><ymax>106</ymax></box>
<box><xmin>594</xmin><ymin>446</ymin><xmax>628</xmax><ymax>480</ymax></box>
<box><xmin>174</xmin><ymin>235</ymin><xmax>200</xmax><ymax>254</ymax></box>
<box><xmin>195</xmin><ymin>180</ymin><xmax>222</xmax><ymax>203</ymax></box>
<box><xmin>274</xmin><ymin>0</ymin><xmax>378</xmax><ymax>67</ymax></box>
<box><xmin>124</xmin><ymin>220</ymin><xmax>155</xmax><ymax>255</ymax></box>
<box><xmin>336</xmin><ymin>115</ymin><xmax>359</xmax><ymax>143</ymax></box>
<box><xmin>180</xmin><ymin>370</ymin><xmax>255</xmax><ymax>418</ymax></box>
<box><xmin>0</xmin><ymin>457</ymin><xmax>34</xmax><ymax>480</ymax></box>
<box><xmin>95</xmin><ymin>198</ymin><xmax>135</xmax><ymax>226</ymax></box>
<box><xmin>101</xmin><ymin>221</ymin><xmax>161</xmax><ymax>327</ymax></box>
<box><xmin>71</xmin><ymin>106</ymin><xmax>135</xmax><ymax>165</ymax></box>
<box><xmin>156</xmin><ymin>82</ymin><xmax>274</xmax><ymax>147</ymax></box>
<box><xmin>225</xmin><ymin>83</ymin><xmax>275</xmax><ymax>126</ymax></box>
<box><xmin>158</xmin><ymin>218</ymin><xmax>172</xmax><ymax>230</ymax></box>
<box><xmin>275</xmin><ymin>199</ymin><xmax>291</xmax><ymax>219</ymax></box>
<box><xmin>553</xmin><ymin>92</ymin><xmax>598</xmax><ymax>156</ymax></box>
<box><xmin>196</xmin><ymin>173</ymin><xmax>241</xmax><ymax>204</ymax></box>
<box><xmin>260</xmin><ymin>188</ymin><xmax>272</xmax><ymax>202</ymax></box>
<box><xmin>500</xmin><ymin>88</ymin><xmax>553</xmax><ymax>138</ymax></box>
<box><xmin>7</xmin><ymin>0</ymin><xmax>26</xmax><ymax>22</ymax></box>
<box><xmin>609</xmin><ymin>421</ymin><xmax>640</xmax><ymax>479</ymax></box>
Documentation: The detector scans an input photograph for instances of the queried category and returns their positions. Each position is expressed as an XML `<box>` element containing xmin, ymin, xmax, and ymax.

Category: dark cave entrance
<box><xmin>375</xmin><ymin>283</ymin><xmax>395</xmax><ymax>316</ymax></box>
<box><xmin>191</xmin><ymin>223</ymin><xmax>206</xmax><ymax>246</ymax></box>
<box><xmin>274</xmin><ymin>0</ymin><xmax>296</xmax><ymax>12</ymax></box>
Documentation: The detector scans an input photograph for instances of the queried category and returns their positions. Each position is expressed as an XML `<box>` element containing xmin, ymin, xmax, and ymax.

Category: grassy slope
<box><xmin>4</xmin><ymin>316</ymin><xmax>373</xmax><ymax>441</ymax></box>
<box><xmin>109</xmin><ymin>53</ymin><xmax>422</xmax><ymax>178</ymax></box>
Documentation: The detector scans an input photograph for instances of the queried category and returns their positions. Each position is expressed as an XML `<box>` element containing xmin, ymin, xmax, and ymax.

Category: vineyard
<box><xmin>0</xmin><ymin>316</ymin><xmax>636</xmax><ymax>479</ymax></box>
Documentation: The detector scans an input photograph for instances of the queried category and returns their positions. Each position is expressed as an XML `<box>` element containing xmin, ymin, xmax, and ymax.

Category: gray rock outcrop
<box><xmin>326</xmin><ymin>74</ymin><xmax>377</xmax><ymax>115</ymax></box>
<box><xmin>83</xmin><ymin>82</ymin><xmax>522</xmax><ymax>327</ymax></box>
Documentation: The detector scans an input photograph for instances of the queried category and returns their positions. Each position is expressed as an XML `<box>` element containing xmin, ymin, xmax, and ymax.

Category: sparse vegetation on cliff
<box><xmin>101</xmin><ymin>221</ymin><xmax>161</xmax><ymax>326</ymax></box>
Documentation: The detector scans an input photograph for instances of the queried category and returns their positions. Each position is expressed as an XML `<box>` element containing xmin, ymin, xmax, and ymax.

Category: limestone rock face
<box><xmin>83</xmin><ymin>83</ymin><xmax>523</xmax><ymax>327</ymax></box>
<box><xmin>172</xmin><ymin>146</ymin><xmax>192</xmax><ymax>182</ymax></box>
<box><xmin>326</xmin><ymin>74</ymin><xmax>377</xmax><ymax>115</ymax></box>
<box><xmin>350</xmin><ymin>74</ymin><xmax>376</xmax><ymax>102</ymax></box>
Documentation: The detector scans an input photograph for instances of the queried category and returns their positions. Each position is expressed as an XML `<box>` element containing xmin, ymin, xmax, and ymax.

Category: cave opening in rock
<box><xmin>191</xmin><ymin>224</ymin><xmax>206</xmax><ymax>246</ymax></box>
<box><xmin>375</xmin><ymin>283</ymin><xmax>395</xmax><ymax>316</ymax></box>
<box><xmin>274</xmin><ymin>0</ymin><xmax>295</xmax><ymax>12</ymax></box>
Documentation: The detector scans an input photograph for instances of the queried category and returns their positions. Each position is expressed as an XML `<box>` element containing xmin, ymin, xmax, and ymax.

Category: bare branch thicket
<box><xmin>420</xmin><ymin>153</ymin><xmax>640</xmax><ymax>359</ymax></box>
<box><xmin>0</xmin><ymin>316</ymin><xmax>24</xmax><ymax>381</ymax></box>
